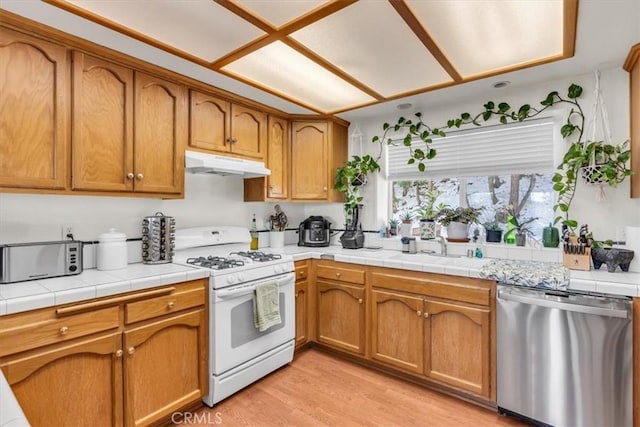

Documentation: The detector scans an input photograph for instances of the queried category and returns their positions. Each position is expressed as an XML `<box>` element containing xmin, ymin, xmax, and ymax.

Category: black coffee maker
<box><xmin>298</xmin><ymin>216</ymin><xmax>331</xmax><ymax>247</ymax></box>
<box><xmin>340</xmin><ymin>204</ymin><xmax>365</xmax><ymax>249</ymax></box>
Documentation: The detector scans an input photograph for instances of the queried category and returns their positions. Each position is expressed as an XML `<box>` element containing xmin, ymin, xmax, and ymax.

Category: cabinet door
<box><xmin>267</xmin><ymin>115</ymin><xmax>288</xmax><ymax>198</ymax></box>
<box><xmin>123</xmin><ymin>309</ymin><xmax>207</xmax><ymax>427</ymax></box>
<box><xmin>317</xmin><ymin>280</ymin><xmax>365</xmax><ymax>354</ymax></box>
<box><xmin>295</xmin><ymin>280</ymin><xmax>309</xmax><ymax>348</ymax></box>
<box><xmin>0</xmin><ymin>27</ymin><xmax>69</xmax><ymax>190</ymax></box>
<box><xmin>134</xmin><ymin>72</ymin><xmax>186</xmax><ymax>194</ymax></box>
<box><xmin>424</xmin><ymin>299</ymin><xmax>490</xmax><ymax>397</ymax></box>
<box><xmin>291</xmin><ymin>122</ymin><xmax>329</xmax><ymax>200</ymax></box>
<box><xmin>72</xmin><ymin>52</ymin><xmax>134</xmax><ymax>191</ymax></box>
<box><xmin>230</xmin><ymin>104</ymin><xmax>266</xmax><ymax>160</ymax></box>
<box><xmin>189</xmin><ymin>90</ymin><xmax>230</xmax><ymax>153</ymax></box>
<box><xmin>1</xmin><ymin>333</ymin><xmax>123</xmax><ymax>427</ymax></box>
<box><xmin>370</xmin><ymin>289</ymin><xmax>424</xmax><ymax>374</ymax></box>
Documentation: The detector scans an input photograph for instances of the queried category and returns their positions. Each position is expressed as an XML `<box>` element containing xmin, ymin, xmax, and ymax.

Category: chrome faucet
<box><xmin>437</xmin><ymin>236</ymin><xmax>447</xmax><ymax>256</ymax></box>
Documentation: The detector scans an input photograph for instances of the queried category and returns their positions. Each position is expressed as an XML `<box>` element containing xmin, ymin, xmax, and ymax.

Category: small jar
<box><xmin>97</xmin><ymin>228</ymin><xmax>128</xmax><ymax>270</ymax></box>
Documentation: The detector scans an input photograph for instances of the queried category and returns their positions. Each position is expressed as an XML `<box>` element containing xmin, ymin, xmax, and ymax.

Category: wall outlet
<box><xmin>61</xmin><ymin>224</ymin><xmax>74</xmax><ymax>240</ymax></box>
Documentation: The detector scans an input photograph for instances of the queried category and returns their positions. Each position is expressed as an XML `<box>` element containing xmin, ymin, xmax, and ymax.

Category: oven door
<box><xmin>211</xmin><ymin>272</ymin><xmax>295</xmax><ymax>375</ymax></box>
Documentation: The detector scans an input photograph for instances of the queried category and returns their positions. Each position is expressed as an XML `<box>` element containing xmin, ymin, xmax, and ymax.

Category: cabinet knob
<box><xmin>127</xmin><ymin>172</ymin><xmax>134</xmax><ymax>179</ymax></box>
<box><xmin>136</xmin><ymin>173</ymin><xmax>144</xmax><ymax>180</ymax></box>
<box><xmin>424</xmin><ymin>312</ymin><xmax>429</xmax><ymax>318</ymax></box>
<box><xmin>416</xmin><ymin>310</ymin><xmax>422</xmax><ymax>316</ymax></box>
<box><xmin>167</xmin><ymin>301</ymin><xmax>175</xmax><ymax>309</ymax></box>
<box><xmin>336</xmin><ymin>272</ymin><xmax>341</xmax><ymax>278</ymax></box>
<box><xmin>323</xmin><ymin>186</ymin><xmax>327</xmax><ymax>191</ymax></box>
<box><xmin>358</xmin><ymin>298</ymin><xmax>363</xmax><ymax>304</ymax></box>
<box><xmin>128</xmin><ymin>347</ymin><xmax>135</xmax><ymax>355</ymax></box>
<box><xmin>295</xmin><ymin>292</ymin><xmax>299</xmax><ymax>298</ymax></box>
<box><xmin>115</xmin><ymin>349</ymin><xmax>123</xmax><ymax>357</ymax></box>
<box><xmin>59</xmin><ymin>326</ymin><xmax>69</xmax><ymax>335</ymax></box>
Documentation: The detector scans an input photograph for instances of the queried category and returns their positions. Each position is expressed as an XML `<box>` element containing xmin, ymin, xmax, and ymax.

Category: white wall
<box><xmin>349</xmin><ymin>67</ymin><xmax>640</xmax><ymax>242</ymax></box>
<box><xmin>0</xmin><ymin>174</ymin><xmax>307</xmax><ymax>243</ymax></box>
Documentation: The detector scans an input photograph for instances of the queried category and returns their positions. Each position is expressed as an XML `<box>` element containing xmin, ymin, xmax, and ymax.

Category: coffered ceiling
<box><xmin>41</xmin><ymin>0</ymin><xmax>578</xmax><ymax>115</ymax></box>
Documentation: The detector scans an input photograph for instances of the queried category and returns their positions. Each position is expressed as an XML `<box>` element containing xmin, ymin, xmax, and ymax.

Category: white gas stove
<box><xmin>173</xmin><ymin>226</ymin><xmax>295</xmax><ymax>406</ymax></box>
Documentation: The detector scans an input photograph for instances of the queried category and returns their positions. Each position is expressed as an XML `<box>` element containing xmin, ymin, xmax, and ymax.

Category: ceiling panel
<box><xmin>407</xmin><ymin>0</ymin><xmax>565</xmax><ymax>77</ymax></box>
<box><xmin>41</xmin><ymin>0</ymin><xmax>578</xmax><ymax>114</ymax></box>
<box><xmin>222</xmin><ymin>41</ymin><xmax>376</xmax><ymax>112</ymax></box>
<box><xmin>66</xmin><ymin>0</ymin><xmax>266</xmax><ymax>61</ymax></box>
<box><xmin>235</xmin><ymin>0</ymin><xmax>330</xmax><ymax>27</ymax></box>
<box><xmin>291</xmin><ymin>1</ymin><xmax>453</xmax><ymax>97</ymax></box>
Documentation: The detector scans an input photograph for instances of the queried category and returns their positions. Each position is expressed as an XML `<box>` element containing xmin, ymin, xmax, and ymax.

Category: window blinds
<box><xmin>386</xmin><ymin>118</ymin><xmax>556</xmax><ymax>180</ymax></box>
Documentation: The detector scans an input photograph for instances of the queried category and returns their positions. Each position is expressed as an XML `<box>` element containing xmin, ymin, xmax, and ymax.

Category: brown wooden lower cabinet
<box><xmin>0</xmin><ymin>279</ymin><xmax>208</xmax><ymax>427</ymax></box>
<box><xmin>295</xmin><ymin>280</ymin><xmax>309</xmax><ymax>348</ymax></box>
<box><xmin>2</xmin><ymin>332</ymin><xmax>123</xmax><ymax>427</ymax></box>
<box><xmin>317</xmin><ymin>280</ymin><xmax>366</xmax><ymax>355</ymax></box>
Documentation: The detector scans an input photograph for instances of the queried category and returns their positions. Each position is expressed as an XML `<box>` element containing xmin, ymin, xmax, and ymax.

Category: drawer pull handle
<box><xmin>116</xmin><ymin>349</ymin><xmax>123</xmax><ymax>357</ymax></box>
<box><xmin>128</xmin><ymin>347</ymin><xmax>135</xmax><ymax>355</ymax></box>
<box><xmin>59</xmin><ymin>326</ymin><xmax>69</xmax><ymax>335</ymax></box>
<box><xmin>416</xmin><ymin>310</ymin><xmax>422</xmax><ymax>316</ymax></box>
<box><xmin>167</xmin><ymin>301</ymin><xmax>175</xmax><ymax>309</ymax></box>
<box><xmin>358</xmin><ymin>298</ymin><xmax>363</xmax><ymax>304</ymax></box>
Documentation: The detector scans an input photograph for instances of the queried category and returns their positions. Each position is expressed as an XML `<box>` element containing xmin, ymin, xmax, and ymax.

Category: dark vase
<box><xmin>486</xmin><ymin>229</ymin><xmax>503</xmax><ymax>243</ymax></box>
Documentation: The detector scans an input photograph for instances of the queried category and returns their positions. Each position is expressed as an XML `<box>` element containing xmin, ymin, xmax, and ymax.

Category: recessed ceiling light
<box><xmin>493</xmin><ymin>81</ymin><xmax>511</xmax><ymax>89</ymax></box>
<box><xmin>397</xmin><ymin>102</ymin><xmax>413</xmax><ymax>110</ymax></box>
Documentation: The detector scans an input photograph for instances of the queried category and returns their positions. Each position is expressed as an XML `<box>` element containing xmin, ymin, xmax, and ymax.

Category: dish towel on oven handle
<box><xmin>253</xmin><ymin>281</ymin><xmax>281</xmax><ymax>332</ymax></box>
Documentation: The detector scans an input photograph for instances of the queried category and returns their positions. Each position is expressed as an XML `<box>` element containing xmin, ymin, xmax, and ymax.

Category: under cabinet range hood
<box><xmin>185</xmin><ymin>150</ymin><xmax>270</xmax><ymax>178</ymax></box>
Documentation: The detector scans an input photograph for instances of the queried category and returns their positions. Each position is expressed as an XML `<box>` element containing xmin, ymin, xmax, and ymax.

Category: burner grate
<box><xmin>186</xmin><ymin>256</ymin><xmax>245</xmax><ymax>270</ymax></box>
<box><xmin>229</xmin><ymin>251</ymin><xmax>282</xmax><ymax>262</ymax></box>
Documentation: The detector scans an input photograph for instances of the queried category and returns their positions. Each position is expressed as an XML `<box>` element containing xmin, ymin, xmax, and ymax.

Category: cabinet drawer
<box><xmin>295</xmin><ymin>263</ymin><xmax>308</xmax><ymax>282</ymax></box>
<box><xmin>0</xmin><ymin>306</ymin><xmax>119</xmax><ymax>357</ymax></box>
<box><xmin>317</xmin><ymin>264</ymin><xmax>365</xmax><ymax>285</ymax></box>
<box><xmin>125</xmin><ymin>287</ymin><xmax>205</xmax><ymax>324</ymax></box>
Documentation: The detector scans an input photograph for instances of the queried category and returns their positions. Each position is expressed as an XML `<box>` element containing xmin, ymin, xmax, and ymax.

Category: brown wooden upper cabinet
<box><xmin>189</xmin><ymin>90</ymin><xmax>266</xmax><ymax>161</ymax></box>
<box><xmin>290</xmin><ymin>120</ymin><xmax>348</xmax><ymax>201</ymax></box>
<box><xmin>624</xmin><ymin>44</ymin><xmax>640</xmax><ymax>198</ymax></box>
<box><xmin>72</xmin><ymin>52</ymin><xmax>185</xmax><ymax>195</ymax></box>
<box><xmin>244</xmin><ymin>115</ymin><xmax>289</xmax><ymax>201</ymax></box>
<box><xmin>0</xmin><ymin>27</ymin><xmax>69</xmax><ymax>190</ymax></box>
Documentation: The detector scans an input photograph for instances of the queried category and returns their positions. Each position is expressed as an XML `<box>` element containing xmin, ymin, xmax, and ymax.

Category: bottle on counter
<box><xmin>250</xmin><ymin>214</ymin><xmax>259</xmax><ymax>250</ymax></box>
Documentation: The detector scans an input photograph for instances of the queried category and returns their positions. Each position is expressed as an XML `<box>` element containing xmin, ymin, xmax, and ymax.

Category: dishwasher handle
<box><xmin>497</xmin><ymin>289</ymin><xmax>630</xmax><ymax>319</ymax></box>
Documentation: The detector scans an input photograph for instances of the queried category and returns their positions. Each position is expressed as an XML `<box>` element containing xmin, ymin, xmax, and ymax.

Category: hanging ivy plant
<box><xmin>336</xmin><ymin>83</ymin><xmax>632</xmax><ymax>231</ymax></box>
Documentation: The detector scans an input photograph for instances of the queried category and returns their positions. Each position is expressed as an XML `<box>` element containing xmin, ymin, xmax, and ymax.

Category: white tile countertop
<box><xmin>279</xmin><ymin>244</ymin><xmax>640</xmax><ymax>297</ymax></box>
<box><xmin>0</xmin><ymin>263</ymin><xmax>208</xmax><ymax>316</ymax></box>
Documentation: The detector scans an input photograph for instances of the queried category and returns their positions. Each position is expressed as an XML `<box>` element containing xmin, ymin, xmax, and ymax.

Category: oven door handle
<box><xmin>216</xmin><ymin>273</ymin><xmax>295</xmax><ymax>299</ymax></box>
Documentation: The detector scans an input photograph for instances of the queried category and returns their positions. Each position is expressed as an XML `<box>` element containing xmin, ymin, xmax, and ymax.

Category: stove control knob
<box><xmin>274</xmin><ymin>265</ymin><xmax>282</xmax><ymax>274</ymax></box>
<box><xmin>238</xmin><ymin>273</ymin><xmax>245</xmax><ymax>282</ymax></box>
<box><xmin>227</xmin><ymin>275</ymin><xmax>237</xmax><ymax>285</ymax></box>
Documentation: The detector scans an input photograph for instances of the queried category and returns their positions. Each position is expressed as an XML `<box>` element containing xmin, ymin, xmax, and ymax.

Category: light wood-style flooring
<box><xmin>178</xmin><ymin>349</ymin><xmax>525</xmax><ymax>426</ymax></box>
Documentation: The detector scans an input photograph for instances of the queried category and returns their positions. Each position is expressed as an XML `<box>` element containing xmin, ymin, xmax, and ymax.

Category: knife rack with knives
<box><xmin>562</xmin><ymin>224</ymin><xmax>591</xmax><ymax>271</ymax></box>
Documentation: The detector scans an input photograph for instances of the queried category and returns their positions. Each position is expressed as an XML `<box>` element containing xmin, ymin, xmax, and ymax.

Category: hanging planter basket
<box><xmin>580</xmin><ymin>163</ymin><xmax>626</xmax><ymax>185</ymax></box>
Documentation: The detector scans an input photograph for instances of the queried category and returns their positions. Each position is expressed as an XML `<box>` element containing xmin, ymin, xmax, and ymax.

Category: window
<box><xmin>387</xmin><ymin>118</ymin><xmax>557</xmax><ymax>241</ymax></box>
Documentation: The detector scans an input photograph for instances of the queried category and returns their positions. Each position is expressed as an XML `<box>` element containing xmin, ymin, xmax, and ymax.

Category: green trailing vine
<box><xmin>335</xmin><ymin>84</ymin><xmax>631</xmax><ymax>231</ymax></box>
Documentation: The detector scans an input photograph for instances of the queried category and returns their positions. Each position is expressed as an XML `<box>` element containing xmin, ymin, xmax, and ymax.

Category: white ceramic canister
<box><xmin>97</xmin><ymin>228</ymin><xmax>128</xmax><ymax>271</ymax></box>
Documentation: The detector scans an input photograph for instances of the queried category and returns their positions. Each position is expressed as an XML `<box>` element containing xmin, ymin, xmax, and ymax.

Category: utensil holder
<box><xmin>142</xmin><ymin>212</ymin><xmax>175</xmax><ymax>264</ymax></box>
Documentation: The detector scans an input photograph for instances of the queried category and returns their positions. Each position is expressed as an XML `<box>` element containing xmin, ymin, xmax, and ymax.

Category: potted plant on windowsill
<box><xmin>503</xmin><ymin>207</ymin><xmax>538</xmax><ymax>247</ymax></box>
<box><xmin>483</xmin><ymin>220</ymin><xmax>503</xmax><ymax>243</ymax></box>
<box><xmin>435</xmin><ymin>206</ymin><xmax>481</xmax><ymax>242</ymax></box>
<box><xmin>415</xmin><ymin>187</ymin><xmax>443</xmax><ymax>240</ymax></box>
<box><xmin>399</xmin><ymin>210</ymin><xmax>415</xmax><ymax>237</ymax></box>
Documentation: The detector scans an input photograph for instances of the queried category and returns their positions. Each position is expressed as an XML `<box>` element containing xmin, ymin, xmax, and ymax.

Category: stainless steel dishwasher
<box><xmin>497</xmin><ymin>285</ymin><xmax>632</xmax><ymax>427</ymax></box>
